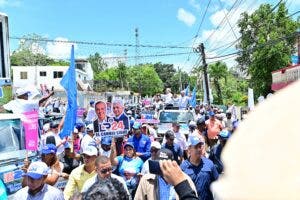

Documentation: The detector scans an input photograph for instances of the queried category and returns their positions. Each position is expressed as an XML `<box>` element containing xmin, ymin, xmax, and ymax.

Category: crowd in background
<box><xmin>9</xmin><ymin>87</ymin><xmax>241</xmax><ymax>200</ymax></box>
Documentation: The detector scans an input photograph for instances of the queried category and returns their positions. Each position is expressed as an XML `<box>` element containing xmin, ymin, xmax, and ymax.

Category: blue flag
<box><xmin>185</xmin><ymin>84</ymin><xmax>190</xmax><ymax>96</ymax></box>
<box><xmin>189</xmin><ymin>86</ymin><xmax>197</xmax><ymax>108</ymax></box>
<box><xmin>60</xmin><ymin>45</ymin><xmax>77</xmax><ymax>138</ymax></box>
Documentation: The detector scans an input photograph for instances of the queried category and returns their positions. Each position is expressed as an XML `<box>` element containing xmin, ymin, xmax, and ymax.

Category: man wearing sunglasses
<box><xmin>81</xmin><ymin>155</ymin><xmax>130</xmax><ymax>200</ymax></box>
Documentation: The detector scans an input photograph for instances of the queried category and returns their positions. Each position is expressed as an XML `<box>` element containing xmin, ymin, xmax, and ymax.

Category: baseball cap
<box><xmin>15</xmin><ymin>87</ymin><xmax>30</xmax><ymax>97</ymax></box>
<box><xmin>151</xmin><ymin>141</ymin><xmax>161</xmax><ymax>149</ymax></box>
<box><xmin>187</xmin><ymin>135</ymin><xmax>205</xmax><ymax>146</ymax></box>
<box><xmin>42</xmin><ymin>144</ymin><xmax>57</xmax><ymax>155</ymax></box>
<box><xmin>86</xmin><ymin>124</ymin><xmax>94</xmax><ymax>132</ymax></box>
<box><xmin>196</xmin><ymin>117</ymin><xmax>206</xmax><ymax>125</ymax></box>
<box><xmin>82</xmin><ymin>146</ymin><xmax>98</xmax><ymax>156</ymax></box>
<box><xmin>23</xmin><ymin>161</ymin><xmax>49</xmax><ymax>180</ymax></box>
<box><xmin>165</xmin><ymin>130</ymin><xmax>175</xmax><ymax>140</ymax></box>
<box><xmin>209</xmin><ymin>111</ymin><xmax>215</xmax><ymax>117</ymax></box>
<box><xmin>101</xmin><ymin>137</ymin><xmax>112</xmax><ymax>145</ymax></box>
<box><xmin>90</xmin><ymin>100</ymin><xmax>95</xmax><ymax>105</ymax></box>
<box><xmin>157</xmin><ymin>149</ymin><xmax>174</xmax><ymax>160</ymax></box>
<box><xmin>219</xmin><ymin>130</ymin><xmax>231</xmax><ymax>139</ymax></box>
<box><xmin>124</xmin><ymin>142</ymin><xmax>135</xmax><ymax>149</ymax></box>
<box><xmin>132</xmin><ymin>122</ymin><xmax>141</xmax><ymax>129</ymax></box>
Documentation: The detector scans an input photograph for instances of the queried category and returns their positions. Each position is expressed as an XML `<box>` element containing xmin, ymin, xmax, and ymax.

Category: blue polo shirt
<box><xmin>162</xmin><ymin>143</ymin><xmax>183</xmax><ymax>165</ymax></box>
<box><xmin>127</xmin><ymin>134</ymin><xmax>151</xmax><ymax>161</ymax></box>
<box><xmin>180</xmin><ymin>157</ymin><xmax>219</xmax><ymax>200</ymax></box>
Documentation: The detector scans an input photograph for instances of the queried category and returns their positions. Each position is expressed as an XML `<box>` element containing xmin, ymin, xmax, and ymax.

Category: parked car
<box><xmin>157</xmin><ymin>109</ymin><xmax>195</xmax><ymax>139</ymax></box>
<box><xmin>0</xmin><ymin>114</ymin><xmax>39</xmax><ymax>198</ymax></box>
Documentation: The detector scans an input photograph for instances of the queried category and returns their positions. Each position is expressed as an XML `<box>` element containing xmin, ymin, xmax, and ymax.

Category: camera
<box><xmin>149</xmin><ymin>160</ymin><xmax>162</xmax><ymax>175</ymax></box>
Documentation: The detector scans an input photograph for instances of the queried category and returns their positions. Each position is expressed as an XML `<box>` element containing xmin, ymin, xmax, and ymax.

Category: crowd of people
<box><xmin>6</xmin><ymin>87</ymin><xmax>240</xmax><ymax>200</ymax></box>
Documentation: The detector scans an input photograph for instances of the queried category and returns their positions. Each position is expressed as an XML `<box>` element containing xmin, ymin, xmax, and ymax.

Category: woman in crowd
<box><xmin>110</xmin><ymin>138</ymin><xmax>144</xmax><ymax>198</ymax></box>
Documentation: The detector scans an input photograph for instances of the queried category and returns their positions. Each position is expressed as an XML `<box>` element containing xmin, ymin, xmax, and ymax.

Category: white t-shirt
<box><xmin>174</xmin><ymin>131</ymin><xmax>188</xmax><ymax>150</ymax></box>
<box><xmin>85</xmin><ymin>107</ymin><xmax>96</xmax><ymax>122</ymax></box>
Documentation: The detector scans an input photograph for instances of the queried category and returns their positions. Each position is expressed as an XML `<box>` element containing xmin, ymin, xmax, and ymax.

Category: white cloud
<box><xmin>0</xmin><ymin>0</ymin><xmax>21</xmax><ymax>7</ymax></box>
<box><xmin>177</xmin><ymin>8</ymin><xmax>196</xmax><ymax>27</ymax></box>
<box><xmin>189</xmin><ymin>0</ymin><xmax>200</xmax><ymax>11</ymax></box>
<box><xmin>210</xmin><ymin>9</ymin><xmax>228</xmax><ymax>27</ymax></box>
<box><xmin>46</xmin><ymin>37</ymin><xmax>77</xmax><ymax>59</ymax></box>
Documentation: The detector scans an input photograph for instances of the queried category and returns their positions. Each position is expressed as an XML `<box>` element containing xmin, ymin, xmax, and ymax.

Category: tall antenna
<box><xmin>135</xmin><ymin>28</ymin><xmax>140</xmax><ymax>66</ymax></box>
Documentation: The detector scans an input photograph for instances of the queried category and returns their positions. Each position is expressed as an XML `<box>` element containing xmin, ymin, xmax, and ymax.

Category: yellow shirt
<box><xmin>63</xmin><ymin>164</ymin><xmax>96</xmax><ymax>200</ymax></box>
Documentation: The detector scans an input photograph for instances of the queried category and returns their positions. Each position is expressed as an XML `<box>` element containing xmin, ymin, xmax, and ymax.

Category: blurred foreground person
<box><xmin>211</xmin><ymin>80</ymin><xmax>300</xmax><ymax>199</ymax></box>
<box><xmin>14</xmin><ymin>161</ymin><xmax>64</xmax><ymax>200</ymax></box>
<box><xmin>135</xmin><ymin>149</ymin><xmax>197</xmax><ymax>200</ymax></box>
<box><xmin>81</xmin><ymin>156</ymin><xmax>130</xmax><ymax>200</ymax></box>
<box><xmin>160</xmin><ymin>160</ymin><xmax>198</xmax><ymax>200</ymax></box>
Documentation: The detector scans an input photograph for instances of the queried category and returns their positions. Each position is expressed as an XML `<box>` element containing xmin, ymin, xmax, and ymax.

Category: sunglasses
<box><xmin>99</xmin><ymin>167</ymin><xmax>112</xmax><ymax>174</ymax></box>
<box><xmin>150</xmin><ymin>149</ymin><xmax>158</xmax><ymax>153</ymax></box>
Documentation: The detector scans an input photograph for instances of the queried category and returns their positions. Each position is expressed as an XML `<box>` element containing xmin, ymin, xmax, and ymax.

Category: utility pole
<box><xmin>178</xmin><ymin>66</ymin><xmax>182</xmax><ymax>92</ymax></box>
<box><xmin>135</xmin><ymin>28</ymin><xmax>141</xmax><ymax>97</ymax></box>
<box><xmin>194</xmin><ymin>43</ymin><xmax>210</xmax><ymax>105</ymax></box>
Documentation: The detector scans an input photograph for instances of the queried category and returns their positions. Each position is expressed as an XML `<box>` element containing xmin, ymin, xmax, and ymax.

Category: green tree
<box><xmin>87</xmin><ymin>53</ymin><xmax>107</xmax><ymax>75</ymax></box>
<box><xmin>208</xmin><ymin>61</ymin><xmax>228</xmax><ymax>104</ymax></box>
<box><xmin>153</xmin><ymin>62</ymin><xmax>176</xmax><ymax>89</ymax></box>
<box><xmin>236</xmin><ymin>2</ymin><xmax>299</xmax><ymax>97</ymax></box>
<box><xmin>116</xmin><ymin>62</ymin><xmax>128</xmax><ymax>89</ymax></box>
<box><xmin>128</xmin><ymin>64</ymin><xmax>163</xmax><ymax>96</ymax></box>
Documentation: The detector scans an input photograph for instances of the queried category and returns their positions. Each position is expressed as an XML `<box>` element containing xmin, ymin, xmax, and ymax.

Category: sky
<box><xmin>1</xmin><ymin>0</ymin><xmax>299</xmax><ymax>72</ymax></box>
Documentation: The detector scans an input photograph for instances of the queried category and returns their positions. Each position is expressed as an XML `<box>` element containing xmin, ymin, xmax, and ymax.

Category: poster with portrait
<box><xmin>93</xmin><ymin>99</ymin><xmax>129</xmax><ymax>139</ymax></box>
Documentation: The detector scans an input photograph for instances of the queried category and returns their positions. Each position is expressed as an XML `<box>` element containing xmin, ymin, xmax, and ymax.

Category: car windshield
<box><xmin>0</xmin><ymin>118</ymin><xmax>36</xmax><ymax>163</ymax></box>
<box><xmin>159</xmin><ymin>111</ymin><xmax>194</xmax><ymax>123</ymax></box>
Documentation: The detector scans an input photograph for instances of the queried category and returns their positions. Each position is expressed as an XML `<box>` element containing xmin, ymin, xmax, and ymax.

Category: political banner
<box><xmin>93</xmin><ymin>99</ymin><xmax>129</xmax><ymax>139</ymax></box>
<box><xmin>136</xmin><ymin>114</ymin><xmax>160</xmax><ymax>124</ymax></box>
<box><xmin>22</xmin><ymin>110</ymin><xmax>39</xmax><ymax>151</ymax></box>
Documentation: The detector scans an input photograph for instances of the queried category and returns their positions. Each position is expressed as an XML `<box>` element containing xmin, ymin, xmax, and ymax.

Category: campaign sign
<box><xmin>93</xmin><ymin>100</ymin><xmax>129</xmax><ymax>139</ymax></box>
<box><xmin>136</xmin><ymin>114</ymin><xmax>160</xmax><ymax>124</ymax></box>
<box><xmin>22</xmin><ymin>110</ymin><xmax>39</xmax><ymax>151</ymax></box>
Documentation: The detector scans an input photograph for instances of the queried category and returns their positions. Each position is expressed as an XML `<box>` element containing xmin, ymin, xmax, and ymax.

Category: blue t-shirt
<box><xmin>180</xmin><ymin>157</ymin><xmax>219</xmax><ymax>200</ymax></box>
<box><xmin>127</xmin><ymin>134</ymin><xmax>151</xmax><ymax>161</ymax></box>
<box><xmin>117</xmin><ymin>156</ymin><xmax>144</xmax><ymax>176</ymax></box>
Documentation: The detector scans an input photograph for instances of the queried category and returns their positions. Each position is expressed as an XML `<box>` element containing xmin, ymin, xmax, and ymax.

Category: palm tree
<box><xmin>208</xmin><ymin>61</ymin><xmax>228</xmax><ymax>104</ymax></box>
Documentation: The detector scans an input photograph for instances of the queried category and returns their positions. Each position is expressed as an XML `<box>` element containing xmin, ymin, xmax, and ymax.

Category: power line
<box><xmin>203</xmin><ymin>0</ymin><xmax>244</xmax><ymax>45</ymax></box>
<box><xmin>10</xmin><ymin>36</ymin><xmax>192</xmax><ymax>49</ymax></box>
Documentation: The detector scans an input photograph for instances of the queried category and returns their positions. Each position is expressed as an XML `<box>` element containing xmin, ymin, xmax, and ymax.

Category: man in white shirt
<box><xmin>85</xmin><ymin>100</ymin><xmax>96</xmax><ymax>123</ymax></box>
<box><xmin>178</xmin><ymin>91</ymin><xmax>191</xmax><ymax>110</ymax></box>
<box><xmin>81</xmin><ymin>124</ymin><xmax>96</xmax><ymax>152</ymax></box>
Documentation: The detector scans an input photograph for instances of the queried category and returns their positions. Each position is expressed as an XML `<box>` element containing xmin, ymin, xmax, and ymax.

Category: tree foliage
<box><xmin>236</xmin><ymin>2</ymin><xmax>299</xmax><ymax>96</ymax></box>
<box><xmin>208</xmin><ymin>61</ymin><xmax>228</xmax><ymax>104</ymax></box>
<box><xmin>87</xmin><ymin>53</ymin><xmax>107</xmax><ymax>74</ymax></box>
<box><xmin>153</xmin><ymin>62</ymin><xmax>176</xmax><ymax>89</ymax></box>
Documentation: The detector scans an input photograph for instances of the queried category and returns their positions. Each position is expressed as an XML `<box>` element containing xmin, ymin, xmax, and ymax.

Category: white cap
<box><xmin>86</xmin><ymin>124</ymin><xmax>94</xmax><ymax>132</ymax></box>
<box><xmin>82</xmin><ymin>146</ymin><xmax>98</xmax><ymax>156</ymax></box>
<box><xmin>15</xmin><ymin>87</ymin><xmax>29</xmax><ymax>96</ymax></box>
<box><xmin>150</xmin><ymin>141</ymin><xmax>161</xmax><ymax>149</ymax></box>
<box><xmin>23</xmin><ymin>161</ymin><xmax>49</xmax><ymax>180</ymax></box>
